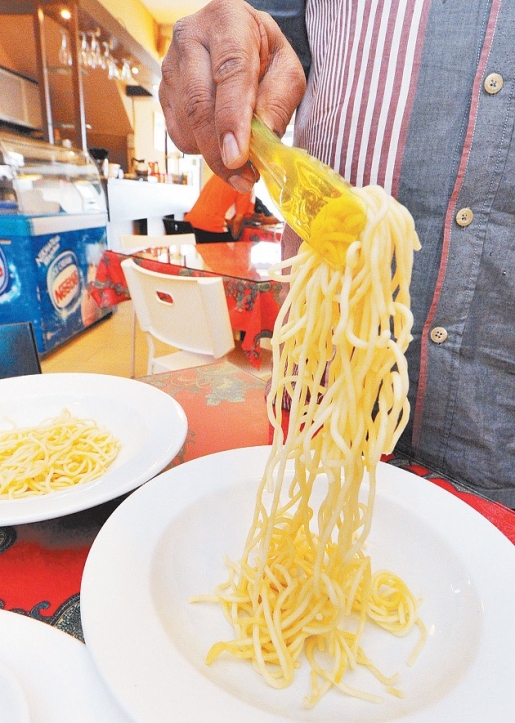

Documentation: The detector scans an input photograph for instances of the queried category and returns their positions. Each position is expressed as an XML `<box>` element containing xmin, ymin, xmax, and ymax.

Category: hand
<box><xmin>159</xmin><ymin>0</ymin><xmax>306</xmax><ymax>193</ymax></box>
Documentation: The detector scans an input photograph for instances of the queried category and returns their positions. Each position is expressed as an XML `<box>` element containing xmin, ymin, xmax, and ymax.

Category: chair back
<box><xmin>0</xmin><ymin>322</ymin><xmax>42</xmax><ymax>379</ymax></box>
<box><xmin>121</xmin><ymin>259</ymin><xmax>234</xmax><ymax>362</ymax></box>
<box><xmin>120</xmin><ymin>234</ymin><xmax>197</xmax><ymax>269</ymax></box>
<box><xmin>162</xmin><ymin>233</ymin><xmax>196</xmax><ymax>246</ymax></box>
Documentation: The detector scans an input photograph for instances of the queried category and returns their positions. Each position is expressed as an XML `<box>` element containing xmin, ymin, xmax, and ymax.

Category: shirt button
<box><xmin>456</xmin><ymin>207</ymin><xmax>474</xmax><ymax>227</ymax></box>
<box><xmin>430</xmin><ymin>327</ymin><xmax>448</xmax><ymax>344</ymax></box>
<box><xmin>484</xmin><ymin>72</ymin><xmax>504</xmax><ymax>94</ymax></box>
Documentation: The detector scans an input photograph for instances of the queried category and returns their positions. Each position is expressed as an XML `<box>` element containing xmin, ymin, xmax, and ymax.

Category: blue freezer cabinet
<box><xmin>0</xmin><ymin>212</ymin><xmax>109</xmax><ymax>355</ymax></box>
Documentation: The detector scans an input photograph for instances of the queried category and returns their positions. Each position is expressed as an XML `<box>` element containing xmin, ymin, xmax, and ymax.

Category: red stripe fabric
<box><xmin>298</xmin><ymin>0</ymin><xmax>430</xmax><ymax>194</ymax></box>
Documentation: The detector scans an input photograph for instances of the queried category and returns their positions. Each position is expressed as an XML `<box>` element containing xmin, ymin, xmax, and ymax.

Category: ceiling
<box><xmin>138</xmin><ymin>0</ymin><xmax>210</xmax><ymax>25</ymax></box>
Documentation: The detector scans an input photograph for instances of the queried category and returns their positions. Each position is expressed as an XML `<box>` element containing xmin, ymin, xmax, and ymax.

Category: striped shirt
<box><xmin>296</xmin><ymin>0</ymin><xmax>429</xmax><ymax>193</ymax></box>
<box><xmin>279</xmin><ymin>0</ymin><xmax>515</xmax><ymax>505</ymax></box>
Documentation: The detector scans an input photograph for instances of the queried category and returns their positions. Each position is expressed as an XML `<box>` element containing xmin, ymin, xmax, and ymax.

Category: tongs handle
<box><xmin>249</xmin><ymin>116</ymin><xmax>366</xmax><ymax>268</ymax></box>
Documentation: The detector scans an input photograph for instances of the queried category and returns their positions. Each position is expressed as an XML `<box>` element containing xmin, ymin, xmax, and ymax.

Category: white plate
<box><xmin>0</xmin><ymin>609</ymin><xmax>130</xmax><ymax>722</ymax></box>
<box><xmin>0</xmin><ymin>373</ymin><xmax>187</xmax><ymax>524</ymax></box>
<box><xmin>0</xmin><ymin>659</ymin><xmax>30</xmax><ymax>723</ymax></box>
<box><xmin>80</xmin><ymin>446</ymin><xmax>515</xmax><ymax>723</ymax></box>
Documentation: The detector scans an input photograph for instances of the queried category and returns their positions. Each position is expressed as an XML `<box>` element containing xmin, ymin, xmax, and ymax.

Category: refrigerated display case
<box><xmin>0</xmin><ymin>132</ymin><xmax>109</xmax><ymax>355</ymax></box>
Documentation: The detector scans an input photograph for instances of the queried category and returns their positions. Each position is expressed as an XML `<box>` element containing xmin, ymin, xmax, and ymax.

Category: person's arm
<box><xmin>159</xmin><ymin>0</ymin><xmax>306</xmax><ymax>192</ymax></box>
<box><xmin>229</xmin><ymin>190</ymin><xmax>254</xmax><ymax>238</ymax></box>
<box><xmin>235</xmin><ymin>189</ymin><xmax>254</xmax><ymax>217</ymax></box>
<box><xmin>228</xmin><ymin>213</ymin><xmax>246</xmax><ymax>239</ymax></box>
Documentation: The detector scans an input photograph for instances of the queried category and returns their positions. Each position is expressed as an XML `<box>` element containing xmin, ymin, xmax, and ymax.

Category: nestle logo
<box><xmin>47</xmin><ymin>250</ymin><xmax>81</xmax><ymax>312</ymax></box>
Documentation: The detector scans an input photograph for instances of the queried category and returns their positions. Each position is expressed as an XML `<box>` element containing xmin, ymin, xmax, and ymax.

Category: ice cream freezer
<box><xmin>0</xmin><ymin>131</ymin><xmax>110</xmax><ymax>355</ymax></box>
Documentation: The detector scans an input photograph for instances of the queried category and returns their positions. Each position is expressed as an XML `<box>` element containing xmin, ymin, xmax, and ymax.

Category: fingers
<box><xmin>159</xmin><ymin>0</ymin><xmax>306</xmax><ymax>190</ymax></box>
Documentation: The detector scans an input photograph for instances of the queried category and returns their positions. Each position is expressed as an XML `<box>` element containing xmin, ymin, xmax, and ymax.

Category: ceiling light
<box><xmin>60</xmin><ymin>8</ymin><xmax>71</xmax><ymax>20</ymax></box>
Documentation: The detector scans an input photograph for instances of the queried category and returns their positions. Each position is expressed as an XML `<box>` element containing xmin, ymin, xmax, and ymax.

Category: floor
<box><xmin>40</xmin><ymin>301</ymin><xmax>272</xmax><ymax>381</ymax></box>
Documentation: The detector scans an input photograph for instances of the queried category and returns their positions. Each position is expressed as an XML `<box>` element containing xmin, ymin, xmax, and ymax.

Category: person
<box><xmin>160</xmin><ymin>0</ymin><xmax>515</xmax><ymax>507</ymax></box>
<box><xmin>184</xmin><ymin>172</ymin><xmax>254</xmax><ymax>243</ymax></box>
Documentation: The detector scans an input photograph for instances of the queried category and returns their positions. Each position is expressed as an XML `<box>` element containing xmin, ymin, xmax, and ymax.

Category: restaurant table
<box><xmin>89</xmin><ymin>240</ymin><xmax>285</xmax><ymax>368</ymax></box>
<box><xmin>1</xmin><ymin>360</ymin><xmax>514</xmax><ymax>645</ymax></box>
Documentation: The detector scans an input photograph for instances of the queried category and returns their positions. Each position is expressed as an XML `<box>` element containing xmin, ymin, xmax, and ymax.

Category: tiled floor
<box><xmin>40</xmin><ymin>301</ymin><xmax>272</xmax><ymax>380</ymax></box>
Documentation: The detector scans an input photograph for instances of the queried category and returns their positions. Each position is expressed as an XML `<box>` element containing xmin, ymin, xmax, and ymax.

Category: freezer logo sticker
<box><xmin>0</xmin><ymin>247</ymin><xmax>8</xmax><ymax>295</ymax></box>
<box><xmin>36</xmin><ymin>235</ymin><xmax>60</xmax><ymax>267</ymax></box>
<box><xmin>47</xmin><ymin>250</ymin><xmax>82</xmax><ymax>315</ymax></box>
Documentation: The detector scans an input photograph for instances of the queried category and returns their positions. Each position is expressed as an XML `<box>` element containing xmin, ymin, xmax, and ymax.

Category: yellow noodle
<box><xmin>0</xmin><ymin>408</ymin><xmax>120</xmax><ymax>498</ymax></box>
<box><xmin>198</xmin><ymin>184</ymin><xmax>424</xmax><ymax>705</ymax></box>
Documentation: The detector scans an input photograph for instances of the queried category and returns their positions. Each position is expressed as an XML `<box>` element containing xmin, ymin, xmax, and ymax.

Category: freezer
<box><xmin>0</xmin><ymin>131</ymin><xmax>109</xmax><ymax>355</ymax></box>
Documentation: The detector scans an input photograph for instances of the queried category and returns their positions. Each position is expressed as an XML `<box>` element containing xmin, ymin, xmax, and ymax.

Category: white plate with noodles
<box><xmin>0</xmin><ymin>372</ymin><xmax>187</xmax><ymax>525</ymax></box>
<box><xmin>0</xmin><ymin>608</ymin><xmax>130</xmax><ymax>722</ymax></box>
<box><xmin>80</xmin><ymin>445</ymin><xmax>515</xmax><ymax>723</ymax></box>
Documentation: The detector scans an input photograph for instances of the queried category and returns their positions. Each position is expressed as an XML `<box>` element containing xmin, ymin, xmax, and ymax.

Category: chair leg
<box><xmin>146</xmin><ymin>333</ymin><xmax>156</xmax><ymax>376</ymax></box>
<box><xmin>130</xmin><ymin>304</ymin><xmax>136</xmax><ymax>378</ymax></box>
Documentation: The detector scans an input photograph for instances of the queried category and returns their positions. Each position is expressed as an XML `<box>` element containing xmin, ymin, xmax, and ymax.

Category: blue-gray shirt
<box><xmin>397</xmin><ymin>0</ymin><xmax>515</xmax><ymax>505</ymax></box>
<box><xmin>260</xmin><ymin>0</ymin><xmax>515</xmax><ymax>505</ymax></box>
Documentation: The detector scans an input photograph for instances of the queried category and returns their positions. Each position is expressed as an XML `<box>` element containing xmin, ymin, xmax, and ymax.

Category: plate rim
<box><xmin>0</xmin><ymin>372</ymin><xmax>188</xmax><ymax>525</ymax></box>
<box><xmin>80</xmin><ymin>445</ymin><xmax>515</xmax><ymax>723</ymax></box>
<box><xmin>0</xmin><ymin>608</ymin><xmax>128</xmax><ymax>722</ymax></box>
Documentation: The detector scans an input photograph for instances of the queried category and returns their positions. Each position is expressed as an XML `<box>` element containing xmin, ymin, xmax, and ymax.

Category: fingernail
<box><xmin>222</xmin><ymin>132</ymin><xmax>240</xmax><ymax>167</ymax></box>
<box><xmin>228</xmin><ymin>175</ymin><xmax>253</xmax><ymax>194</ymax></box>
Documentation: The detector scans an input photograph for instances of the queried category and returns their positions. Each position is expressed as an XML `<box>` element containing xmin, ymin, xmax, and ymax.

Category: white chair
<box><xmin>120</xmin><ymin>258</ymin><xmax>235</xmax><ymax>374</ymax></box>
<box><xmin>119</xmin><ymin>234</ymin><xmax>197</xmax><ymax>376</ymax></box>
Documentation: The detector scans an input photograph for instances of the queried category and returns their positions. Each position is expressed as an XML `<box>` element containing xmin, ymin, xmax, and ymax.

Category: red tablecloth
<box><xmin>0</xmin><ymin>361</ymin><xmax>514</xmax><ymax>643</ymax></box>
<box><xmin>89</xmin><ymin>249</ymin><xmax>283</xmax><ymax>368</ymax></box>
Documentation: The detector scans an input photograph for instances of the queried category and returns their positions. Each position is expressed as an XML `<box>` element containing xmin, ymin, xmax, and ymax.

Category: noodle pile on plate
<box><xmin>194</xmin><ymin>184</ymin><xmax>424</xmax><ymax>706</ymax></box>
<box><xmin>0</xmin><ymin>408</ymin><xmax>121</xmax><ymax>499</ymax></box>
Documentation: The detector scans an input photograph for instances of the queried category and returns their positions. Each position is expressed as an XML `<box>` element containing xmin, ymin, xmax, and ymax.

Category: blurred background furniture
<box><xmin>121</xmin><ymin>258</ymin><xmax>234</xmax><ymax>373</ymax></box>
<box><xmin>89</xmin><ymin>242</ymin><xmax>284</xmax><ymax>370</ymax></box>
<box><xmin>119</xmin><ymin>234</ymin><xmax>196</xmax><ymax>376</ymax></box>
<box><xmin>120</xmin><ymin>234</ymin><xmax>196</xmax><ymax>252</ymax></box>
<box><xmin>0</xmin><ymin>321</ymin><xmax>42</xmax><ymax>379</ymax></box>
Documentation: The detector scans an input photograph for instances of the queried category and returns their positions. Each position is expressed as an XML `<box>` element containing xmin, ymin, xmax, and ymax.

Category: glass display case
<box><xmin>0</xmin><ymin>133</ymin><xmax>109</xmax><ymax>355</ymax></box>
<box><xmin>0</xmin><ymin>131</ymin><xmax>106</xmax><ymax>215</ymax></box>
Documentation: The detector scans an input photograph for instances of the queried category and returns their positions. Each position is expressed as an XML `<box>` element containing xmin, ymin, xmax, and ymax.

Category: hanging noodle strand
<box><xmin>192</xmin><ymin>184</ymin><xmax>425</xmax><ymax>707</ymax></box>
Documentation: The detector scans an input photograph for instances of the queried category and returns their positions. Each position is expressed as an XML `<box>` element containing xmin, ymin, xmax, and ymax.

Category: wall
<box><xmin>0</xmin><ymin>6</ymin><xmax>175</xmax><ymax>182</ymax></box>
<box><xmin>0</xmin><ymin>13</ymin><xmax>154</xmax><ymax>168</ymax></box>
<box><xmin>98</xmin><ymin>0</ymin><xmax>160</xmax><ymax>61</ymax></box>
<box><xmin>120</xmin><ymin>92</ymin><xmax>165</xmax><ymax>174</ymax></box>
<box><xmin>92</xmin><ymin>2</ymin><xmax>169</xmax><ymax>168</ymax></box>
<box><xmin>0</xmin><ymin>15</ymin><xmax>37</xmax><ymax>80</ymax></box>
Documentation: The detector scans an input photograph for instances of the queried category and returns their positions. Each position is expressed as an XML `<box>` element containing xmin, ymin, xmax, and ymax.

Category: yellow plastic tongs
<box><xmin>249</xmin><ymin>116</ymin><xmax>367</xmax><ymax>268</ymax></box>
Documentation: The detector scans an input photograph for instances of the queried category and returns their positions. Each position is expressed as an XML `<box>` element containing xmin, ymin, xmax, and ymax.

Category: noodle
<box><xmin>0</xmin><ymin>408</ymin><xmax>121</xmax><ymax>498</ymax></box>
<box><xmin>194</xmin><ymin>184</ymin><xmax>423</xmax><ymax>705</ymax></box>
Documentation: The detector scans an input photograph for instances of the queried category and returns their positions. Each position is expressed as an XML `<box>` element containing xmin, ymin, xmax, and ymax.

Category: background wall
<box><xmin>0</xmin><ymin>11</ymin><xmax>166</xmax><ymax>174</ymax></box>
<box><xmin>98</xmin><ymin>0</ymin><xmax>160</xmax><ymax>62</ymax></box>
